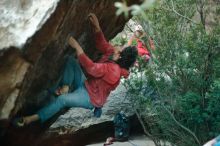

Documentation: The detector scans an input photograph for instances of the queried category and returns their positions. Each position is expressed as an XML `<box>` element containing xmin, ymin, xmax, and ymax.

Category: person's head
<box><xmin>134</xmin><ymin>30</ymin><xmax>144</xmax><ymax>38</ymax></box>
<box><xmin>110</xmin><ymin>45</ymin><xmax>123</xmax><ymax>61</ymax></box>
<box><xmin>116</xmin><ymin>46</ymin><xmax>138</xmax><ymax>70</ymax></box>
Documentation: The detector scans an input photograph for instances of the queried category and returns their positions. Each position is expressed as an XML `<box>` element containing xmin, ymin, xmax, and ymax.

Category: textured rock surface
<box><xmin>0</xmin><ymin>0</ymin><xmax>140</xmax><ymax>120</ymax></box>
<box><xmin>0</xmin><ymin>49</ymin><xmax>30</xmax><ymax>119</ymax></box>
<box><xmin>0</xmin><ymin>0</ymin><xmax>142</xmax><ymax>146</ymax></box>
<box><xmin>0</xmin><ymin>0</ymin><xmax>59</xmax><ymax>49</ymax></box>
<box><xmin>48</xmin><ymin>83</ymin><xmax>134</xmax><ymax>134</ymax></box>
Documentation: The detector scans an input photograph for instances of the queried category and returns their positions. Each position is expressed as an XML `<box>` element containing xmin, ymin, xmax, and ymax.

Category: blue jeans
<box><xmin>37</xmin><ymin>56</ymin><xmax>94</xmax><ymax>122</ymax></box>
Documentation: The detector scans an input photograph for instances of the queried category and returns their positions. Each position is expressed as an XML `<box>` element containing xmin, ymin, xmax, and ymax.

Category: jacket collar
<box><xmin>120</xmin><ymin>68</ymin><xmax>129</xmax><ymax>78</ymax></box>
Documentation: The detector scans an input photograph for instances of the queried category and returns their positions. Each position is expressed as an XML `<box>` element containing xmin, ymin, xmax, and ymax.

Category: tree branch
<box><xmin>196</xmin><ymin>0</ymin><xmax>206</xmax><ymax>29</ymax></box>
<box><xmin>170</xmin><ymin>0</ymin><xmax>198</xmax><ymax>24</ymax></box>
<box><xmin>162</xmin><ymin>104</ymin><xmax>201</xmax><ymax>145</ymax></box>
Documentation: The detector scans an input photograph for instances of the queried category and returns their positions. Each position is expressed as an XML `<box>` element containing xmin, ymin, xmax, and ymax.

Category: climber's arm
<box><xmin>68</xmin><ymin>36</ymin><xmax>84</xmax><ymax>56</ymax></box>
<box><xmin>88</xmin><ymin>13</ymin><xmax>113</xmax><ymax>54</ymax></box>
<box><xmin>88</xmin><ymin>13</ymin><xmax>101</xmax><ymax>33</ymax></box>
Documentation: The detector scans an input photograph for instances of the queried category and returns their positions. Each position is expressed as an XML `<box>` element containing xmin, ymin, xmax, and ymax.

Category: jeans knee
<box><xmin>57</xmin><ymin>95</ymin><xmax>67</xmax><ymax>107</ymax></box>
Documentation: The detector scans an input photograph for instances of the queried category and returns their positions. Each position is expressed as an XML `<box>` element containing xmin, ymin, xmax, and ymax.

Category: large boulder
<box><xmin>0</xmin><ymin>0</ymin><xmax>142</xmax><ymax>146</ymax></box>
<box><xmin>0</xmin><ymin>0</ymin><xmax>140</xmax><ymax>120</ymax></box>
<box><xmin>48</xmin><ymin>83</ymin><xmax>134</xmax><ymax>134</ymax></box>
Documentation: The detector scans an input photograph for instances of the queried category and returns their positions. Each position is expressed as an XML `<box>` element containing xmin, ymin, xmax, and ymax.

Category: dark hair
<box><xmin>116</xmin><ymin>46</ymin><xmax>138</xmax><ymax>70</ymax></box>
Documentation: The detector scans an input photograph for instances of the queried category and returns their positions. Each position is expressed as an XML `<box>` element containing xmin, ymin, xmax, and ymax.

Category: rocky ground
<box><xmin>88</xmin><ymin>135</ymin><xmax>155</xmax><ymax>146</ymax></box>
<box><xmin>48</xmin><ymin>82</ymin><xmax>134</xmax><ymax>134</ymax></box>
<box><xmin>0</xmin><ymin>82</ymin><xmax>144</xmax><ymax>146</ymax></box>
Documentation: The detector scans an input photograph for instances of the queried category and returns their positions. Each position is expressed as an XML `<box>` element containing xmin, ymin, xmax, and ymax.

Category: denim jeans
<box><xmin>37</xmin><ymin>56</ymin><xmax>94</xmax><ymax>122</ymax></box>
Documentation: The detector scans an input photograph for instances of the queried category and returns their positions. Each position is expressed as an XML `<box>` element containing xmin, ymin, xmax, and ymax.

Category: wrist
<box><xmin>95</xmin><ymin>26</ymin><xmax>101</xmax><ymax>32</ymax></box>
<box><xmin>76</xmin><ymin>47</ymin><xmax>84</xmax><ymax>56</ymax></box>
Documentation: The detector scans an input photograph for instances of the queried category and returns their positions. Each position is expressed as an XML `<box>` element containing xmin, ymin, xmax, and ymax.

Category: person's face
<box><xmin>112</xmin><ymin>46</ymin><xmax>122</xmax><ymax>61</ymax></box>
<box><xmin>135</xmin><ymin>31</ymin><xmax>141</xmax><ymax>38</ymax></box>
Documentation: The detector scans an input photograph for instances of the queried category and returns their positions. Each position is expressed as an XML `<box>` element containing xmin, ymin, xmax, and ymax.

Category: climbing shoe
<box><xmin>12</xmin><ymin>117</ymin><xmax>25</xmax><ymax>128</ymax></box>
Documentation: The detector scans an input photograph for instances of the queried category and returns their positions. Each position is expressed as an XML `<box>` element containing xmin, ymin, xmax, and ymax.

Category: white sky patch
<box><xmin>0</xmin><ymin>0</ymin><xmax>60</xmax><ymax>50</ymax></box>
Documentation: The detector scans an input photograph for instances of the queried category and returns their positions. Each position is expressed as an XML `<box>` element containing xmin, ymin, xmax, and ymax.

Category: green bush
<box><xmin>118</xmin><ymin>0</ymin><xmax>220</xmax><ymax>145</ymax></box>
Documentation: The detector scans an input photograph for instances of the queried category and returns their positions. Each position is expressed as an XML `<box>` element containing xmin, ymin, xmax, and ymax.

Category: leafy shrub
<box><xmin>117</xmin><ymin>0</ymin><xmax>220</xmax><ymax>145</ymax></box>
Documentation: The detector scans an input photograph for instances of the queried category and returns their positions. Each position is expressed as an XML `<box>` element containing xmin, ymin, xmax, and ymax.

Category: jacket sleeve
<box><xmin>95</xmin><ymin>31</ymin><xmax>113</xmax><ymax>54</ymax></box>
<box><xmin>137</xmin><ymin>39</ymin><xmax>150</xmax><ymax>55</ymax></box>
<box><xmin>137</xmin><ymin>39</ymin><xmax>146</xmax><ymax>49</ymax></box>
<box><xmin>78</xmin><ymin>53</ymin><xmax>107</xmax><ymax>77</ymax></box>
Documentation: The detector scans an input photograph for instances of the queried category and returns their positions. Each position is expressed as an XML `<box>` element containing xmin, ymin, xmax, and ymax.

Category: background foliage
<box><xmin>114</xmin><ymin>0</ymin><xmax>220</xmax><ymax>145</ymax></box>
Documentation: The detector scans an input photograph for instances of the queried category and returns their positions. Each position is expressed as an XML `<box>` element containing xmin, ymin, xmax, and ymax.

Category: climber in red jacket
<box><xmin>127</xmin><ymin>30</ymin><xmax>155</xmax><ymax>62</ymax></box>
<box><xmin>13</xmin><ymin>13</ymin><xmax>138</xmax><ymax>127</ymax></box>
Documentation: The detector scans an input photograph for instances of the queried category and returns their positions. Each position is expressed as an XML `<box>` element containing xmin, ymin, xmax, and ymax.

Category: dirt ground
<box><xmin>87</xmin><ymin>135</ymin><xmax>156</xmax><ymax>146</ymax></box>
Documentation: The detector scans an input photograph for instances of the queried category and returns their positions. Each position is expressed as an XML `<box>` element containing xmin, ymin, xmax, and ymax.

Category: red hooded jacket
<box><xmin>78</xmin><ymin>31</ymin><xmax>129</xmax><ymax>107</ymax></box>
<box><xmin>136</xmin><ymin>39</ymin><xmax>150</xmax><ymax>56</ymax></box>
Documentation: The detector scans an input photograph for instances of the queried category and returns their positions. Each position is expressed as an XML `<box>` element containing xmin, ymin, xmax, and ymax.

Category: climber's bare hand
<box><xmin>68</xmin><ymin>36</ymin><xmax>79</xmax><ymax>48</ymax></box>
<box><xmin>68</xmin><ymin>36</ymin><xmax>84</xmax><ymax>56</ymax></box>
<box><xmin>88</xmin><ymin>13</ymin><xmax>101</xmax><ymax>32</ymax></box>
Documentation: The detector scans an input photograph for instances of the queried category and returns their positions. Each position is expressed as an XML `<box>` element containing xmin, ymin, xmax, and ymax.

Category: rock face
<box><xmin>0</xmin><ymin>49</ymin><xmax>30</xmax><ymax>119</ymax></box>
<box><xmin>0</xmin><ymin>0</ymin><xmax>59</xmax><ymax>49</ymax></box>
<box><xmin>1</xmin><ymin>83</ymin><xmax>143</xmax><ymax>146</ymax></box>
<box><xmin>0</xmin><ymin>0</ymin><xmax>142</xmax><ymax>146</ymax></box>
<box><xmin>48</xmin><ymin>83</ymin><xmax>134</xmax><ymax>134</ymax></box>
<box><xmin>0</xmin><ymin>0</ymin><xmax>140</xmax><ymax>119</ymax></box>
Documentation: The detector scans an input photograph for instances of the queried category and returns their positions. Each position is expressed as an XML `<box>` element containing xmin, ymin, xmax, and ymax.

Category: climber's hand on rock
<box><xmin>68</xmin><ymin>36</ymin><xmax>84</xmax><ymax>56</ymax></box>
<box><xmin>88</xmin><ymin>13</ymin><xmax>101</xmax><ymax>32</ymax></box>
<box><xmin>68</xmin><ymin>36</ymin><xmax>79</xmax><ymax>48</ymax></box>
<box><xmin>88</xmin><ymin>13</ymin><xmax>99</xmax><ymax>26</ymax></box>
